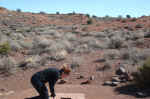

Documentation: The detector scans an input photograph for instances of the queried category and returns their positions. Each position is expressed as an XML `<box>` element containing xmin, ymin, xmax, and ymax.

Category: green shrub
<box><xmin>16</xmin><ymin>8</ymin><xmax>21</xmax><ymax>12</ymax></box>
<box><xmin>56</xmin><ymin>11</ymin><xmax>60</xmax><ymax>15</ymax></box>
<box><xmin>133</xmin><ymin>57</ymin><xmax>150</xmax><ymax>88</ymax></box>
<box><xmin>126</xmin><ymin>14</ymin><xmax>131</xmax><ymax>19</ymax></box>
<box><xmin>86</xmin><ymin>14</ymin><xmax>90</xmax><ymax>18</ymax></box>
<box><xmin>0</xmin><ymin>42</ymin><xmax>11</xmax><ymax>54</ymax></box>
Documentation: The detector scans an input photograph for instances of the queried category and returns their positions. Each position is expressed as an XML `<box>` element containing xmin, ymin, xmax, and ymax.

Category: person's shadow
<box><xmin>25</xmin><ymin>96</ymin><xmax>41</xmax><ymax>99</ymax></box>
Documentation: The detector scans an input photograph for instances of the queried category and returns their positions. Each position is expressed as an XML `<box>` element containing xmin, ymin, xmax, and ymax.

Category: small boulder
<box><xmin>57</xmin><ymin>79</ymin><xmax>67</xmax><ymax>84</ymax></box>
<box><xmin>136</xmin><ymin>92</ymin><xmax>147</xmax><ymax>98</ymax></box>
<box><xmin>116</xmin><ymin>66</ymin><xmax>126</xmax><ymax>75</ymax></box>
<box><xmin>76</xmin><ymin>75</ymin><xmax>84</xmax><ymax>79</ymax></box>
<box><xmin>103</xmin><ymin>81</ymin><xmax>112</xmax><ymax>86</ymax></box>
<box><xmin>111</xmin><ymin>81</ymin><xmax>120</xmax><ymax>86</ymax></box>
<box><xmin>112</xmin><ymin>76</ymin><xmax>121</xmax><ymax>82</ymax></box>
<box><xmin>80</xmin><ymin>80</ymin><xmax>91</xmax><ymax>85</ymax></box>
<box><xmin>89</xmin><ymin>75</ymin><xmax>95</xmax><ymax>80</ymax></box>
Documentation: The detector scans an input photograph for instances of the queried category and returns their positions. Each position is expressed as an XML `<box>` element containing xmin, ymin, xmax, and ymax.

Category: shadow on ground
<box><xmin>115</xmin><ymin>84</ymin><xmax>150</xmax><ymax>98</ymax></box>
<box><xmin>25</xmin><ymin>96</ymin><xmax>41</xmax><ymax>99</ymax></box>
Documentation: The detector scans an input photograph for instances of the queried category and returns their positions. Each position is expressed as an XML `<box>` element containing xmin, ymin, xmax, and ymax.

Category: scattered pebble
<box><xmin>103</xmin><ymin>81</ymin><xmax>112</xmax><ymax>86</ymax></box>
<box><xmin>111</xmin><ymin>81</ymin><xmax>120</xmax><ymax>86</ymax></box>
<box><xmin>57</xmin><ymin>79</ymin><xmax>67</xmax><ymax>84</ymax></box>
<box><xmin>89</xmin><ymin>75</ymin><xmax>95</xmax><ymax>80</ymax></box>
<box><xmin>80</xmin><ymin>80</ymin><xmax>91</xmax><ymax>85</ymax></box>
<box><xmin>136</xmin><ymin>92</ymin><xmax>147</xmax><ymax>98</ymax></box>
<box><xmin>76</xmin><ymin>75</ymin><xmax>84</xmax><ymax>79</ymax></box>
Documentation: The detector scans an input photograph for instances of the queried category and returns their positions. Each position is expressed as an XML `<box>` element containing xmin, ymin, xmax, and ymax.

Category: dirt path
<box><xmin>1</xmin><ymin>85</ymin><xmax>138</xmax><ymax>99</ymax></box>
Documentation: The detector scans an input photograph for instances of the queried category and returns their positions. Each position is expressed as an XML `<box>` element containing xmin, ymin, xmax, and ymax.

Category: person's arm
<box><xmin>49</xmin><ymin>77</ymin><xmax>58</xmax><ymax>97</ymax></box>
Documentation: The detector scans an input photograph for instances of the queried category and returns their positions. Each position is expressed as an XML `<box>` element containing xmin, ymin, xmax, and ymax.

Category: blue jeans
<box><xmin>31</xmin><ymin>75</ymin><xmax>49</xmax><ymax>99</ymax></box>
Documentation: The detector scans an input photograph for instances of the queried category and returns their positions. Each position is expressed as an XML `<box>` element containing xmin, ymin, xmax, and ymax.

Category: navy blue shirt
<box><xmin>32</xmin><ymin>68</ymin><xmax>62</xmax><ymax>94</ymax></box>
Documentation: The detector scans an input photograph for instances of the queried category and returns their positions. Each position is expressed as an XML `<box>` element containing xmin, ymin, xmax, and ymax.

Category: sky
<box><xmin>0</xmin><ymin>0</ymin><xmax>150</xmax><ymax>17</ymax></box>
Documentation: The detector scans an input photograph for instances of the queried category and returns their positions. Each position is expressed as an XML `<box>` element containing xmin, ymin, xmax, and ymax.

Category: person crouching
<box><xmin>31</xmin><ymin>64</ymin><xmax>71</xmax><ymax>99</ymax></box>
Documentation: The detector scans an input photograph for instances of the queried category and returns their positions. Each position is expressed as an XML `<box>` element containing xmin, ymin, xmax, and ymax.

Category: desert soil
<box><xmin>0</xmin><ymin>51</ymin><xmax>149</xmax><ymax>99</ymax></box>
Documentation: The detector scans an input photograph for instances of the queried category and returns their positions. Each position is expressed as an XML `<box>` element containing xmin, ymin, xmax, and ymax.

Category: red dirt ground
<box><xmin>0</xmin><ymin>7</ymin><xmax>150</xmax><ymax>99</ymax></box>
<box><xmin>0</xmin><ymin>51</ymin><xmax>149</xmax><ymax>99</ymax></box>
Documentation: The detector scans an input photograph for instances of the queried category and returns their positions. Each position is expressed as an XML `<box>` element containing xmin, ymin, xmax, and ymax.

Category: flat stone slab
<box><xmin>53</xmin><ymin>93</ymin><xmax>85</xmax><ymax>99</ymax></box>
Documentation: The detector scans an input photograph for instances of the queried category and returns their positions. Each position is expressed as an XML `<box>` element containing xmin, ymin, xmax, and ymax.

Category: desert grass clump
<box><xmin>108</xmin><ymin>36</ymin><xmax>125</xmax><ymax>49</ymax></box>
<box><xmin>132</xmin><ymin>57</ymin><xmax>150</xmax><ymax>88</ymax></box>
<box><xmin>0</xmin><ymin>42</ymin><xmax>11</xmax><ymax>55</ymax></box>
<box><xmin>0</xmin><ymin>57</ymin><xmax>17</xmax><ymax>76</ymax></box>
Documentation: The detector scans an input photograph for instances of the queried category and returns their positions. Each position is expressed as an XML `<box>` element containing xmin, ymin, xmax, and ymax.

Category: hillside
<box><xmin>0</xmin><ymin>7</ymin><xmax>150</xmax><ymax>99</ymax></box>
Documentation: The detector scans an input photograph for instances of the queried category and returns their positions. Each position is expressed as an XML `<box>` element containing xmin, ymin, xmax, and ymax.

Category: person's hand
<box><xmin>51</xmin><ymin>93</ymin><xmax>56</xmax><ymax>97</ymax></box>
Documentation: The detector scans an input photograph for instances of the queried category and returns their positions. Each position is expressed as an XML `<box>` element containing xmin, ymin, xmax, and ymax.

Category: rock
<box><xmin>136</xmin><ymin>92</ymin><xmax>147</xmax><ymax>98</ymax></box>
<box><xmin>116</xmin><ymin>66</ymin><xmax>126</xmax><ymax>75</ymax></box>
<box><xmin>103</xmin><ymin>81</ymin><xmax>112</xmax><ymax>86</ymax></box>
<box><xmin>119</xmin><ymin>73</ymin><xmax>130</xmax><ymax>82</ymax></box>
<box><xmin>57</xmin><ymin>79</ymin><xmax>67</xmax><ymax>84</ymax></box>
<box><xmin>4</xmin><ymin>90</ymin><xmax>14</xmax><ymax>95</ymax></box>
<box><xmin>103</xmin><ymin>80</ymin><xmax>120</xmax><ymax>87</ymax></box>
<box><xmin>111</xmin><ymin>81</ymin><xmax>120</xmax><ymax>86</ymax></box>
<box><xmin>89</xmin><ymin>75</ymin><xmax>95</xmax><ymax>80</ymax></box>
<box><xmin>80</xmin><ymin>80</ymin><xmax>91</xmax><ymax>85</ymax></box>
<box><xmin>112</xmin><ymin>76</ymin><xmax>121</xmax><ymax>82</ymax></box>
<box><xmin>76</xmin><ymin>75</ymin><xmax>84</xmax><ymax>79</ymax></box>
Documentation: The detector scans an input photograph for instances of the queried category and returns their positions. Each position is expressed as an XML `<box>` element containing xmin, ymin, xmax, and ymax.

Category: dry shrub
<box><xmin>0</xmin><ymin>57</ymin><xmax>17</xmax><ymax>76</ymax></box>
